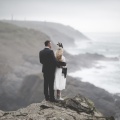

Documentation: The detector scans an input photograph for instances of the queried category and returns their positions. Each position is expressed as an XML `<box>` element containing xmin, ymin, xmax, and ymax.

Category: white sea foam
<box><xmin>69</xmin><ymin>61</ymin><xmax>120</xmax><ymax>94</ymax></box>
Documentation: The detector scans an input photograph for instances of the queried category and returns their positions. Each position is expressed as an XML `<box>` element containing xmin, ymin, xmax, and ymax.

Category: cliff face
<box><xmin>5</xmin><ymin>20</ymin><xmax>90</xmax><ymax>48</ymax></box>
<box><xmin>0</xmin><ymin>94</ymin><xmax>114</xmax><ymax>120</ymax></box>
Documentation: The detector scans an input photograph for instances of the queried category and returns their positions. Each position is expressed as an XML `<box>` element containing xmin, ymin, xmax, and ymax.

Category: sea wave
<box><xmin>69</xmin><ymin>60</ymin><xmax>120</xmax><ymax>94</ymax></box>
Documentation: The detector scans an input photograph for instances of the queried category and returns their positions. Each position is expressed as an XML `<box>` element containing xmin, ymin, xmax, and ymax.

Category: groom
<box><xmin>39</xmin><ymin>40</ymin><xmax>60</xmax><ymax>102</ymax></box>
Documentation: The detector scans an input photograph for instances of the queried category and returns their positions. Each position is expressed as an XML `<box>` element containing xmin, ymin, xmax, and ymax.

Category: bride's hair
<box><xmin>55</xmin><ymin>47</ymin><xmax>63</xmax><ymax>61</ymax></box>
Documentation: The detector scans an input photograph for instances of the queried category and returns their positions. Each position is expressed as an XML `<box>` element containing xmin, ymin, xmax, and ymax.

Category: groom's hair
<box><xmin>44</xmin><ymin>40</ymin><xmax>50</xmax><ymax>46</ymax></box>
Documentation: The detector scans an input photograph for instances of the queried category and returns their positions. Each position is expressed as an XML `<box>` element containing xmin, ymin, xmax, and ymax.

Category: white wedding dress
<box><xmin>54</xmin><ymin>55</ymin><xmax>66</xmax><ymax>90</ymax></box>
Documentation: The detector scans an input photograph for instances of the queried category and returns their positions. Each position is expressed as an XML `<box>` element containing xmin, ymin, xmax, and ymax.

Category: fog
<box><xmin>0</xmin><ymin>0</ymin><xmax>120</xmax><ymax>118</ymax></box>
<box><xmin>0</xmin><ymin>0</ymin><xmax>120</xmax><ymax>32</ymax></box>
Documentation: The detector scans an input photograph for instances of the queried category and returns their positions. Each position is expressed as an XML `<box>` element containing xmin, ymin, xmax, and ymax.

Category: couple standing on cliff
<box><xmin>39</xmin><ymin>40</ymin><xmax>67</xmax><ymax>102</ymax></box>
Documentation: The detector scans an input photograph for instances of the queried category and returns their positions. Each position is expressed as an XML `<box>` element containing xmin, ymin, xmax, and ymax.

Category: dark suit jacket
<box><xmin>39</xmin><ymin>48</ymin><xmax>59</xmax><ymax>74</ymax></box>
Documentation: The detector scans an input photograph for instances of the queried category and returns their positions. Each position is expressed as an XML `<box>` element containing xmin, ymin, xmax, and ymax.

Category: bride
<box><xmin>54</xmin><ymin>43</ymin><xmax>67</xmax><ymax>100</ymax></box>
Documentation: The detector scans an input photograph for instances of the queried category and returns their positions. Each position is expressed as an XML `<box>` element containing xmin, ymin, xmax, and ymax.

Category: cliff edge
<box><xmin>0</xmin><ymin>94</ymin><xmax>114</xmax><ymax>120</ymax></box>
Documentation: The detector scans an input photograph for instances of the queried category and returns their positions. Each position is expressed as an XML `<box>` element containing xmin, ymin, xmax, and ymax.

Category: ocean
<box><xmin>67</xmin><ymin>32</ymin><xmax>120</xmax><ymax>94</ymax></box>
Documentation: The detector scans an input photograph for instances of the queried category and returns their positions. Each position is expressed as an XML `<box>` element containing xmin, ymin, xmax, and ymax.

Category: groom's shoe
<box><xmin>45</xmin><ymin>98</ymin><xmax>49</xmax><ymax>101</ymax></box>
<box><xmin>45</xmin><ymin>96</ymin><xmax>50</xmax><ymax>101</ymax></box>
<box><xmin>49</xmin><ymin>98</ymin><xmax>58</xmax><ymax>103</ymax></box>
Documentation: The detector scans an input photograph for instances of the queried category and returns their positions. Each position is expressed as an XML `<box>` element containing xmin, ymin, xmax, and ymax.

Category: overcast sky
<box><xmin>0</xmin><ymin>0</ymin><xmax>120</xmax><ymax>32</ymax></box>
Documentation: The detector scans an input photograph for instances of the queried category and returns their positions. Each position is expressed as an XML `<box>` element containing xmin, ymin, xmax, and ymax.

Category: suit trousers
<box><xmin>43</xmin><ymin>72</ymin><xmax>55</xmax><ymax>100</ymax></box>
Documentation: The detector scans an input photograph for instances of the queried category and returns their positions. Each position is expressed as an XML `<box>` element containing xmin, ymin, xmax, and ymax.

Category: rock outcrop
<box><xmin>0</xmin><ymin>94</ymin><xmax>114</xmax><ymax>120</ymax></box>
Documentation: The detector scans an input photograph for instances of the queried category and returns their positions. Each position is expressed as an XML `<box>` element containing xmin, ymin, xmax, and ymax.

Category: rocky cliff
<box><xmin>0</xmin><ymin>94</ymin><xmax>114</xmax><ymax>120</ymax></box>
<box><xmin>0</xmin><ymin>21</ymin><xmax>120</xmax><ymax>119</ymax></box>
